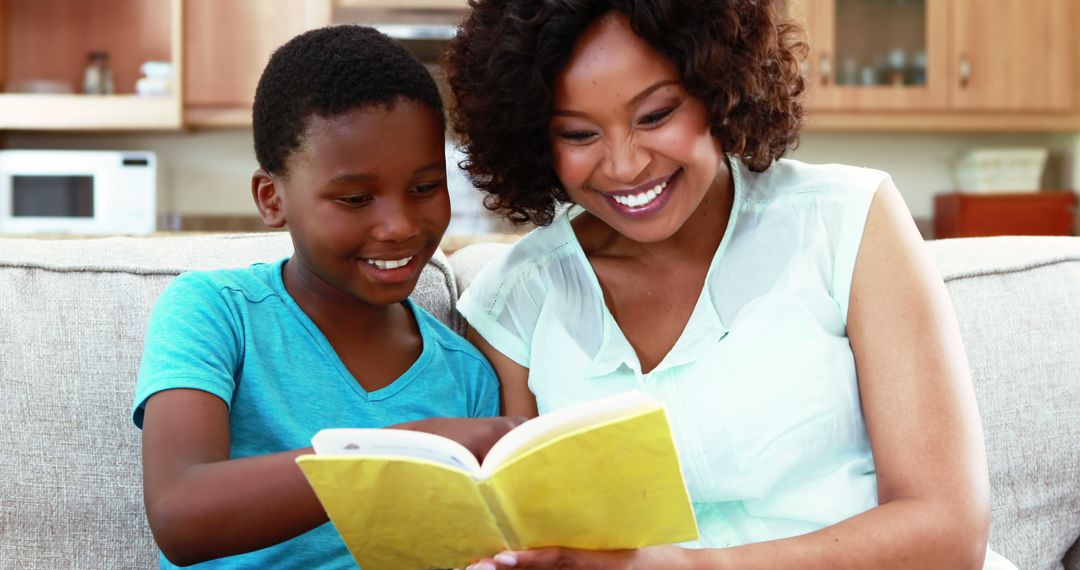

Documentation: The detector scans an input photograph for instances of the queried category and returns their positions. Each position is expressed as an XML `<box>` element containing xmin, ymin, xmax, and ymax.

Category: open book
<box><xmin>296</xmin><ymin>390</ymin><xmax>698</xmax><ymax>570</ymax></box>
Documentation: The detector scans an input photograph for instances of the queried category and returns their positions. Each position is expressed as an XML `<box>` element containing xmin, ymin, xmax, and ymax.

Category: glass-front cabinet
<box><xmin>788</xmin><ymin>0</ymin><xmax>1073</xmax><ymax>113</ymax></box>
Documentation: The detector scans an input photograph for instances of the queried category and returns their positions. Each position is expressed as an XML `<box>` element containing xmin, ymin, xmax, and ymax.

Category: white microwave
<box><xmin>0</xmin><ymin>150</ymin><xmax>158</xmax><ymax>235</ymax></box>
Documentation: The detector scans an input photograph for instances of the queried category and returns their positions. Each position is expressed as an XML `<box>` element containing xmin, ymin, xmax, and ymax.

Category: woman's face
<box><xmin>549</xmin><ymin>12</ymin><xmax>726</xmax><ymax>244</ymax></box>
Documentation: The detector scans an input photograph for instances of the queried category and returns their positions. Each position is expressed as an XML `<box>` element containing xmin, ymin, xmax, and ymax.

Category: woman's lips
<box><xmin>603</xmin><ymin>170</ymin><xmax>678</xmax><ymax>218</ymax></box>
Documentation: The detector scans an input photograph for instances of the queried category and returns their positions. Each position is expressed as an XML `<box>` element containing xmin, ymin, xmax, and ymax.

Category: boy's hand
<box><xmin>392</xmin><ymin>416</ymin><xmax>528</xmax><ymax>461</ymax></box>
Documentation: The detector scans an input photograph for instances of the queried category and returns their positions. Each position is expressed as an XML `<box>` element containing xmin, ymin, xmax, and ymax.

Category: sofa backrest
<box><xmin>927</xmin><ymin>237</ymin><xmax>1080</xmax><ymax>570</ymax></box>
<box><xmin>0</xmin><ymin>233</ymin><xmax>458</xmax><ymax>569</ymax></box>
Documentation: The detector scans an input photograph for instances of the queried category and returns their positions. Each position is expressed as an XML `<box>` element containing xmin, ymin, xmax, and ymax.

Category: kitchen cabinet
<box><xmin>184</xmin><ymin>0</ymin><xmax>332</xmax><ymax>127</ymax></box>
<box><xmin>0</xmin><ymin>0</ymin><xmax>183</xmax><ymax>130</ymax></box>
<box><xmin>789</xmin><ymin>0</ymin><xmax>1078</xmax><ymax>130</ymax></box>
<box><xmin>950</xmin><ymin>0</ymin><xmax>1072</xmax><ymax>111</ymax></box>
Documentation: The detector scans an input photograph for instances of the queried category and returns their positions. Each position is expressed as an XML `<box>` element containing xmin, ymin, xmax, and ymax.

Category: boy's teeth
<box><xmin>366</xmin><ymin>256</ymin><xmax>413</xmax><ymax>270</ymax></box>
<box><xmin>612</xmin><ymin>180</ymin><xmax>667</xmax><ymax>207</ymax></box>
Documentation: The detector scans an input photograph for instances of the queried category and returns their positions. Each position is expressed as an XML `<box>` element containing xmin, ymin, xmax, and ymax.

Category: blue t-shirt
<box><xmin>133</xmin><ymin>258</ymin><xmax>500</xmax><ymax>569</ymax></box>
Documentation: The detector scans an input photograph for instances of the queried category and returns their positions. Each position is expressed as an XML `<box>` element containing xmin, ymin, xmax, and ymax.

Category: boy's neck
<box><xmin>281</xmin><ymin>258</ymin><xmax>424</xmax><ymax>392</ymax></box>
<box><xmin>281</xmin><ymin>258</ymin><xmax>413</xmax><ymax>339</ymax></box>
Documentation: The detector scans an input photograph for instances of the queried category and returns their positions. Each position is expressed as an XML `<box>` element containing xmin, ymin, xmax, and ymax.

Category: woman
<box><xmin>447</xmin><ymin>1</ymin><xmax>1014</xmax><ymax>568</ymax></box>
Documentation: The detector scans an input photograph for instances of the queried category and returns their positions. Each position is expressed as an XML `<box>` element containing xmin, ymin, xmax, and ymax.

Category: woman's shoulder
<box><xmin>735</xmin><ymin>157</ymin><xmax>890</xmax><ymax>207</ymax></box>
<box><xmin>467</xmin><ymin>212</ymin><xmax>582</xmax><ymax>291</ymax></box>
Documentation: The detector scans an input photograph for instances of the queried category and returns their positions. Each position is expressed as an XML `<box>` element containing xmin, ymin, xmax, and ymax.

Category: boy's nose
<box><xmin>372</xmin><ymin>201</ymin><xmax>421</xmax><ymax>242</ymax></box>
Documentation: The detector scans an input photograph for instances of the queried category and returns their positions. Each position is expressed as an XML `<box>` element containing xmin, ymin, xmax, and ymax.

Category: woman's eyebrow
<box><xmin>552</xmin><ymin>79</ymin><xmax>679</xmax><ymax>117</ymax></box>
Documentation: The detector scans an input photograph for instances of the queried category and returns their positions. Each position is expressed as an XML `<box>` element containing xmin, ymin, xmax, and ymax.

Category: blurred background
<box><xmin>0</xmin><ymin>0</ymin><xmax>1076</xmax><ymax>244</ymax></box>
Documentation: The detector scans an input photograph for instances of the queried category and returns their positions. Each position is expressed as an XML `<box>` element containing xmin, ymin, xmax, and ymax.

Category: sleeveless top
<box><xmin>459</xmin><ymin>157</ymin><xmax>1013</xmax><ymax>568</ymax></box>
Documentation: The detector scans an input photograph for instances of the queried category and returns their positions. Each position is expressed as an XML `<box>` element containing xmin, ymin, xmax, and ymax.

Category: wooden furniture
<box><xmin>183</xmin><ymin>0</ymin><xmax>332</xmax><ymax>127</ymax></box>
<box><xmin>0</xmin><ymin>0</ymin><xmax>1076</xmax><ymax>130</ymax></box>
<box><xmin>787</xmin><ymin>0</ymin><xmax>1078</xmax><ymax>131</ymax></box>
<box><xmin>0</xmin><ymin>0</ymin><xmax>183</xmax><ymax>130</ymax></box>
<box><xmin>933</xmin><ymin>191</ymin><xmax>1078</xmax><ymax>238</ymax></box>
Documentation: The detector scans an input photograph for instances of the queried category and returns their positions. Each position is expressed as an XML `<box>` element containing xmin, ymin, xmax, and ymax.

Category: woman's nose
<box><xmin>602</xmin><ymin>136</ymin><xmax>649</xmax><ymax>184</ymax></box>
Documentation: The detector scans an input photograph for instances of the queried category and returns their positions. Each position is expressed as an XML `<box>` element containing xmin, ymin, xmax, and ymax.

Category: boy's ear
<box><xmin>252</xmin><ymin>169</ymin><xmax>286</xmax><ymax>229</ymax></box>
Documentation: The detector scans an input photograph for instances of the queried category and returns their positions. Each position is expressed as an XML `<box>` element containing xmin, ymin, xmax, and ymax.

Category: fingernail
<box><xmin>468</xmin><ymin>563</ymin><xmax>496</xmax><ymax>570</ymax></box>
<box><xmin>494</xmin><ymin>552</ymin><xmax>518</xmax><ymax>567</ymax></box>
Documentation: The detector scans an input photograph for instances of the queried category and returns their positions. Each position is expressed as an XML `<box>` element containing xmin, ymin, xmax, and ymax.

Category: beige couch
<box><xmin>1</xmin><ymin>232</ymin><xmax>1078</xmax><ymax>570</ymax></box>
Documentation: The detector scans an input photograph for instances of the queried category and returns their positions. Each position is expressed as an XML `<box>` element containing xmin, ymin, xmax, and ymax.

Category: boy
<box><xmin>133</xmin><ymin>25</ymin><xmax>515</xmax><ymax>569</ymax></box>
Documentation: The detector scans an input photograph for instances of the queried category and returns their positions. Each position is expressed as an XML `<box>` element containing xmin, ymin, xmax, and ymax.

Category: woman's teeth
<box><xmin>612</xmin><ymin>180</ymin><xmax>667</xmax><ymax>207</ymax></box>
<box><xmin>365</xmin><ymin>256</ymin><xmax>413</xmax><ymax>270</ymax></box>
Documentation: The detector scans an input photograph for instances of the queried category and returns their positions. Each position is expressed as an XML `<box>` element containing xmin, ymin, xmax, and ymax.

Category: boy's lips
<box><xmin>359</xmin><ymin>250</ymin><xmax>426</xmax><ymax>284</ymax></box>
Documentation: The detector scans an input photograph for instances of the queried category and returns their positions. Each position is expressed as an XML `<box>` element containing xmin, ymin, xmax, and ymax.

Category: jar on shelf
<box><xmin>82</xmin><ymin>51</ymin><xmax>114</xmax><ymax>95</ymax></box>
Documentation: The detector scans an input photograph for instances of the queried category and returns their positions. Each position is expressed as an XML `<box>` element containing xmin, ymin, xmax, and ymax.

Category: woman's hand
<box><xmin>393</xmin><ymin>416</ymin><xmax>528</xmax><ymax>461</ymax></box>
<box><xmin>466</xmin><ymin>545</ymin><xmax>694</xmax><ymax>570</ymax></box>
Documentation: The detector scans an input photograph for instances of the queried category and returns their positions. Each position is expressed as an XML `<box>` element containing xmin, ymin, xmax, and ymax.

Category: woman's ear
<box><xmin>252</xmin><ymin>169</ymin><xmax>286</xmax><ymax>229</ymax></box>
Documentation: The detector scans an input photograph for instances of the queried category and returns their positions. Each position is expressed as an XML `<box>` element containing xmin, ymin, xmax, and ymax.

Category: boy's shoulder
<box><xmin>410</xmin><ymin>301</ymin><xmax>492</xmax><ymax>369</ymax></box>
<box><xmin>167</xmin><ymin>259</ymin><xmax>286</xmax><ymax>305</ymax></box>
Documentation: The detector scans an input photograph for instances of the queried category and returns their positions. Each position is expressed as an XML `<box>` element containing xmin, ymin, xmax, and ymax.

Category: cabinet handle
<box><xmin>958</xmin><ymin>55</ymin><xmax>971</xmax><ymax>88</ymax></box>
<box><xmin>820</xmin><ymin>52</ymin><xmax>831</xmax><ymax>86</ymax></box>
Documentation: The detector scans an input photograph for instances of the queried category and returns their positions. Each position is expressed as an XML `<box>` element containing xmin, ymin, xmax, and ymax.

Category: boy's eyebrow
<box><xmin>552</xmin><ymin>79</ymin><xmax>679</xmax><ymax>117</ymax></box>
<box><xmin>327</xmin><ymin>162</ymin><xmax>444</xmax><ymax>184</ymax></box>
<box><xmin>414</xmin><ymin>161</ymin><xmax>445</xmax><ymax>174</ymax></box>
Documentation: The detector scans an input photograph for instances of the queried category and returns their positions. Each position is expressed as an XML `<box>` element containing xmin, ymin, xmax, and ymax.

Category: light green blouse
<box><xmin>458</xmin><ymin>157</ymin><xmax>1014</xmax><ymax>568</ymax></box>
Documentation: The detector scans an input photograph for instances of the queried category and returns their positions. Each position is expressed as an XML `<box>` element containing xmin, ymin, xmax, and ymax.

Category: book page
<box><xmin>311</xmin><ymin>428</ymin><xmax>481</xmax><ymax>474</ymax></box>
<box><xmin>481</xmin><ymin>390</ymin><xmax>656</xmax><ymax>477</ymax></box>
<box><xmin>486</xmin><ymin>405</ymin><xmax>698</xmax><ymax>550</ymax></box>
<box><xmin>296</xmin><ymin>456</ymin><xmax>508</xmax><ymax>570</ymax></box>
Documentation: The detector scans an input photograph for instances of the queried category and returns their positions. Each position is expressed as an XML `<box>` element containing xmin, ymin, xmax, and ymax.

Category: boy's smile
<box><xmin>259</xmin><ymin>99</ymin><xmax>450</xmax><ymax>314</ymax></box>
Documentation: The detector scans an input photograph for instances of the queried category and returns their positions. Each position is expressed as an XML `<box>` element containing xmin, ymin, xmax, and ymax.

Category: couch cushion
<box><xmin>0</xmin><ymin>233</ymin><xmax>458</xmax><ymax>569</ymax></box>
<box><xmin>929</xmin><ymin>236</ymin><xmax>1080</xmax><ymax>570</ymax></box>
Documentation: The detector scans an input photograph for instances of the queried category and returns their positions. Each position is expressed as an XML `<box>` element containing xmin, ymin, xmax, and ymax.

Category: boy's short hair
<box><xmin>253</xmin><ymin>24</ymin><xmax>444</xmax><ymax>177</ymax></box>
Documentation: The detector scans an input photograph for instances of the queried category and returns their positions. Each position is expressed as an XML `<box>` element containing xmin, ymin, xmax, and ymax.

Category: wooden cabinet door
<box><xmin>184</xmin><ymin>0</ymin><xmax>332</xmax><ymax>108</ymax></box>
<box><xmin>950</xmin><ymin>0</ymin><xmax>1072</xmax><ymax>111</ymax></box>
<box><xmin>800</xmin><ymin>0</ymin><xmax>949</xmax><ymax>111</ymax></box>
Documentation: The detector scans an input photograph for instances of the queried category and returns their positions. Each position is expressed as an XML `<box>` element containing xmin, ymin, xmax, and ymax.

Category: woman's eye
<box><xmin>639</xmin><ymin>108</ymin><xmax>674</xmax><ymax>126</ymax></box>
<box><xmin>559</xmin><ymin>130</ymin><xmax>597</xmax><ymax>143</ymax></box>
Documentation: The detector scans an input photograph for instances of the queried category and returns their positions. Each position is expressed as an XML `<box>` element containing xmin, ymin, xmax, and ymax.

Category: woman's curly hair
<box><xmin>446</xmin><ymin>0</ymin><xmax>807</xmax><ymax>226</ymax></box>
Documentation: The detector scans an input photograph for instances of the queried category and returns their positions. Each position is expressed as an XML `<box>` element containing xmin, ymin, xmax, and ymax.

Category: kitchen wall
<box><xmin>8</xmin><ymin>129</ymin><xmax>1078</xmax><ymax>231</ymax></box>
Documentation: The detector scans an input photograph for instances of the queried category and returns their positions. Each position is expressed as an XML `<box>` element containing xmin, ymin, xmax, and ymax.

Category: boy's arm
<box><xmin>142</xmin><ymin>388</ymin><xmax>524</xmax><ymax>566</ymax></box>
<box><xmin>142</xmin><ymin>388</ymin><xmax>325</xmax><ymax>566</ymax></box>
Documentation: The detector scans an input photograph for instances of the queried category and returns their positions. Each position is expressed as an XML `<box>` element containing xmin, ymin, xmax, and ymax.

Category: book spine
<box><xmin>478</xmin><ymin>480</ymin><xmax>521</xmax><ymax>549</ymax></box>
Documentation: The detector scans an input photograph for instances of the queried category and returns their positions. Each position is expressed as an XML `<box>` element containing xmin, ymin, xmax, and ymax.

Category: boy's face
<box><xmin>261</xmin><ymin>100</ymin><xmax>450</xmax><ymax>308</ymax></box>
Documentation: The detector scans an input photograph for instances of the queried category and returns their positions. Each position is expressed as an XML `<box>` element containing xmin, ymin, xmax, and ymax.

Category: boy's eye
<box><xmin>336</xmin><ymin>195</ymin><xmax>372</xmax><ymax>206</ymax></box>
<box><xmin>639</xmin><ymin>107</ymin><xmax>674</xmax><ymax>126</ymax></box>
<box><xmin>412</xmin><ymin>180</ymin><xmax>445</xmax><ymax>194</ymax></box>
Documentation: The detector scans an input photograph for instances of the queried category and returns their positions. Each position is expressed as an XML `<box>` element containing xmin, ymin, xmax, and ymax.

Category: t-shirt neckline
<box><xmin>269</xmin><ymin>258</ymin><xmax>433</xmax><ymax>401</ymax></box>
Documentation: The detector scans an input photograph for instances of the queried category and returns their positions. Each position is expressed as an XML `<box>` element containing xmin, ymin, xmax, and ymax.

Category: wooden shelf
<box><xmin>0</xmin><ymin>0</ymin><xmax>182</xmax><ymax>131</ymax></box>
<box><xmin>0</xmin><ymin>94</ymin><xmax>182</xmax><ymax>130</ymax></box>
<box><xmin>806</xmin><ymin>111</ymin><xmax>1080</xmax><ymax>132</ymax></box>
<box><xmin>184</xmin><ymin>106</ymin><xmax>252</xmax><ymax>129</ymax></box>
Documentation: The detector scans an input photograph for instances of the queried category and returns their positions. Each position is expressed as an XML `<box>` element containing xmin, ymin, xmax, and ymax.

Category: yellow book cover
<box><xmin>295</xmin><ymin>390</ymin><xmax>698</xmax><ymax>570</ymax></box>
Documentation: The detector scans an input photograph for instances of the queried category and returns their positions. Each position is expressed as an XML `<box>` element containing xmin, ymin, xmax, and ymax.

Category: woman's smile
<box><xmin>600</xmin><ymin>169</ymin><xmax>679</xmax><ymax>218</ymax></box>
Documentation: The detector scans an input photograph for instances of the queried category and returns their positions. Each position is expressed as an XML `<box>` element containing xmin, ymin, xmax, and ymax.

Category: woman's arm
<box><xmin>689</xmin><ymin>177</ymin><xmax>991</xmax><ymax>568</ymax></box>
<box><xmin>475</xmin><ymin>178</ymin><xmax>991</xmax><ymax>570</ymax></box>
<box><xmin>468</xmin><ymin>326</ymin><xmax>539</xmax><ymax>418</ymax></box>
<box><xmin>143</xmin><ymin>389</ymin><xmax>522</xmax><ymax>566</ymax></box>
